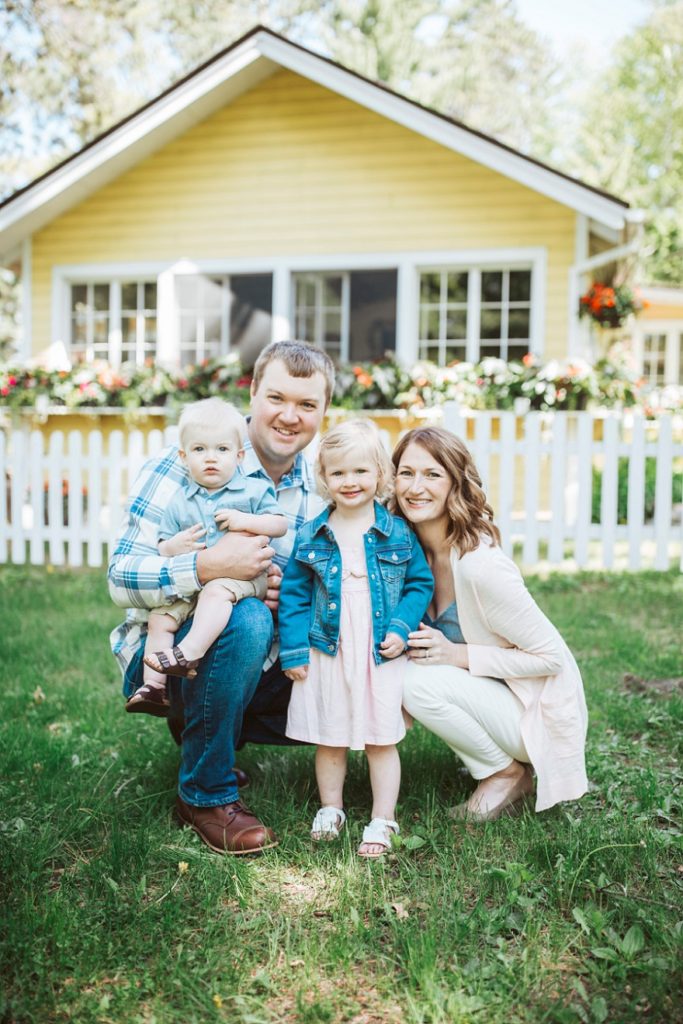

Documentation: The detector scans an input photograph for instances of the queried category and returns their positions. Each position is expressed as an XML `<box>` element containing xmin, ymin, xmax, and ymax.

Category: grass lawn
<box><xmin>1</xmin><ymin>566</ymin><xmax>681</xmax><ymax>1024</ymax></box>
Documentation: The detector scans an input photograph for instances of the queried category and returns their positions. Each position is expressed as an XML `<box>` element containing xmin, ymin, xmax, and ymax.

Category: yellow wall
<box><xmin>642</xmin><ymin>302</ymin><xmax>683</xmax><ymax>320</ymax></box>
<box><xmin>32</xmin><ymin>68</ymin><xmax>576</xmax><ymax>358</ymax></box>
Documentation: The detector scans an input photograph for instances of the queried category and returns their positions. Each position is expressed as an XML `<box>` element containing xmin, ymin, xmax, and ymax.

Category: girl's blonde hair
<box><xmin>315</xmin><ymin>419</ymin><xmax>393</xmax><ymax>504</ymax></box>
<box><xmin>178</xmin><ymin>398</ymin><xmax>246</xmax><ymax>450</ymax></box>
<box><xmin>390</xmin><ymin>427</ymin><xmax>500</xmax><ymax>555</ymax></box>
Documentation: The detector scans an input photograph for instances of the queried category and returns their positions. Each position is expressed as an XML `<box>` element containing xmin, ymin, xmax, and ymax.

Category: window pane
<box><xmin>447</xmin><ymin>272</ymin><xmax>468</xmax><ymax>303</ymax></box>
<box><xmin>324</xmin><ymin>311</ymin><xmax>341</xmax><ymax>343</ymax></box>
<box><xmin>203</xmin><ymin>278</ymin><xmax>223</xmax><ymax>309</ymax></box>
<box><xmin>509</xmin><ymin>270</ymin><xmax>531</xmax><ymax>302</ymax></box>
<box><xmin>145</xmin><ymin>317</ymin><xmax>157</xmax><ymax>344</ymax></box>
<box><xmin>229</xmin><ymin>274</ymin><xmax>273</xmax><ymax>367</ymax></box>
<box><xmin>480</xmin><ymin>309</ymin><xmax>502</xmax><ymax>339</ymax></box>
<box><xmin>421</xmin><ymin>344</ymin><xmax>440</xmax><ymax>363</ymax></box>
<box><xmin>71</xmin><ymin>285</ymin><xmax>87</xmax><ymax>310</ymax></box>
<box><xmin>94</xmin><ymin>284</ymin><xmax>109</xmax><ymax>311</ymax></box>
<box><xmin>481</xmin><ymin>271</ymin><xmax>503</xmax><ymax>302</ymax></box>
<box><xmin>121</xmin><ymin>316</ymin><xmax>137</xmax><ymax>344</ymax></box>
<box><xmin>121</xmin><ymin>283</ymin><xmax>137</xmax><ymax>308</ymax></box>
<box><xmin>93</xmin><ymin>317</ymin><xmax>108</xmax><ymax>344</ymax></box>
<box><xmin>508</xmin><ymin>344</ymin><xmax>529</xmax><ymax>362</ymax></box>
<box><xmin>508</xmin><ymin>309</ymin><xmax>531</xmax><ymax>339</ymax></box>
<box><xmin>479</xmin><ymin>341</ymin><xmax>503</xmax><ymax>358</ymax></box>
<box><xmin>420</xmin><ymin>273</ymin><xmax>440</xmax><ymax>304</ymax></box>
<box><xmin>71</xmin><ymin>319</ymin><xmax>87</xmax><ymax>343</ymax></box>
<box><xmin>445</xmin><ymin>345</ymin><xmax>466</xmax><ymax>364</ymax></box>
<box><xmin>445</xmin><ymin>310</ymin><xmax>467</xmax><ymax>340</ymax></box>
<box><xmin>349</xmin><ymin>269</ymin><xmax>397</xmax><ymax>361</ymax></box>
<box><xmin>679</xmin><ymin>334</ymin><xmax>683</xmax><ymax>384</ymax></box>
<box><xmin>323</xmin><ymin>276</ymin><xmax>343</xmax><ymax>306</ymax></box>
<box><xmin>144</xmin><ymin>283</ymin><xmax>157</xmax><ymax>308</ymax></box>
<box><xmin>423</xmin><ymin>308</ymin><xmax>440</xmax><ymax>341</ymax></box>
<box><xmin>180</xmin><ymin>314</ymin><xmax>198</xmax><ymax>346</ymax></box>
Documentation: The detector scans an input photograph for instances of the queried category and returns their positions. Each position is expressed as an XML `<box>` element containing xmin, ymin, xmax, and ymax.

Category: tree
<box><xmin>571</xmin><ymin>2</ymin><xmax>683</xmax><ymax>283</ymax></box>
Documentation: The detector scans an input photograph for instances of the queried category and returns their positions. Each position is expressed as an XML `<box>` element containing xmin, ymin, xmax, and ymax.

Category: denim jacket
<box><xmin>279</xmin><ymin>501</ymin><xmax>434</xmax><ymax>670</ymax></box>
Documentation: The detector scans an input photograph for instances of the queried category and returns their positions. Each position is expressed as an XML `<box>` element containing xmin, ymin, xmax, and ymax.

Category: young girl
<box><xmin>278</xmin><ymin>421</ymin><xmax>433</xmax><ymax>858</ymax></box>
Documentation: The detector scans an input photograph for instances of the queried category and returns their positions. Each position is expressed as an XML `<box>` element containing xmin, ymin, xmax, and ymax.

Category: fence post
<box><xmin>654</xmin><ymin>415</ymin><xmax>674</xmax><ymax>570</ymax></box>
<box><xmin>29</xmin><ymin>431</ymin><xmax>45</xmax><ymax>565</ymax></box>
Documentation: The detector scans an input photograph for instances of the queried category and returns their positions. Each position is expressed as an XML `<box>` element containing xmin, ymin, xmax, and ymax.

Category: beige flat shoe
<box><xmin>449</xmin><ymin>765</ymin><xmax>534</xmax><ymax>822</ymax></box>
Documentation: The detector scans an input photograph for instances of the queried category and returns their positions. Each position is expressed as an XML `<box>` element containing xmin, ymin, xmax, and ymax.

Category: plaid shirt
<box><xmin>108</xmin><ymin>437</ymin><xmax>324</xmax><ymax>675</ymax></box>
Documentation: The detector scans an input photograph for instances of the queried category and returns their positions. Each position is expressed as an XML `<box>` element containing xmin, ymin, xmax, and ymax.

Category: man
<box><xmin>109</xmin><ymin>341</ymin><xmax>335</xmax><ymax>855</ymax></box>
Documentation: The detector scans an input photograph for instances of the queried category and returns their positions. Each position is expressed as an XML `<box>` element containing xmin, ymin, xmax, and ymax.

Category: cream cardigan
<box><xmin>450</xmin><ymin>542</ymin><xmax>588</xmax><ymax>812</ymax></box>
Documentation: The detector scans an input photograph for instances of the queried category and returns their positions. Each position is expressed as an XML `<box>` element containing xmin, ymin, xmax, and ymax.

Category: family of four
<box><xmin>109</xmin><ymin>341</ymin><xmax>588</xmax><ymax>858</ymax></box>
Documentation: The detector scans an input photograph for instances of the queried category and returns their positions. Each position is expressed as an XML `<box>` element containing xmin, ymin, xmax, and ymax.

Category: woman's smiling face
<box><xmin>394</xmin><ymin>442</ymin><xmax>452</xmax><ymax>528</ymax></box>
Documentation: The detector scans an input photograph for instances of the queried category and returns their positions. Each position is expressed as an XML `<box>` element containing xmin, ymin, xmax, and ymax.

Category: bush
<box><xmin>591</xmin><ymin>457</ymin><xmax>683</xmax><ymax>523</ymax></box>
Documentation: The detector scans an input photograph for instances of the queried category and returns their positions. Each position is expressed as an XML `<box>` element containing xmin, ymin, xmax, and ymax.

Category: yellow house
<box><xmin>0</xmin><ymin>26</ymin><xmax>639</xmax><ymax>375</ymax></box>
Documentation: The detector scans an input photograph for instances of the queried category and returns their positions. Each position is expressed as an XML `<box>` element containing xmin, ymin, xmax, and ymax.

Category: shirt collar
<box><xmin>242</xmin><ymin>433</ymin><xmax>315</xmax><ymax>492</ymax></box>
<box><xmin>184</xmin><ymin>466</ymin><xmax>247</xmax><ymax>499</ymax></box>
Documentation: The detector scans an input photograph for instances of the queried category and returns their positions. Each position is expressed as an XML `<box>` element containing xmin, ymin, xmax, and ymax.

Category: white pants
<box><xmin>403</xmin><ymin>660</ymin><xmax>530</xmax><ymax>780</ymax></box>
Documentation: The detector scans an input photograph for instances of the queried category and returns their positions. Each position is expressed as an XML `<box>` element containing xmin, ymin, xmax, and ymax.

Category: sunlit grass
<box><xmin>1</xmin><ymin>566</ymin><xmax>681</xmax><ymax>1023</ymax></box>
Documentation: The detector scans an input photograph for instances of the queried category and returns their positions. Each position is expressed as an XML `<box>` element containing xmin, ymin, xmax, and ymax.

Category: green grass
<box><xmin>1</xmin><ymin>566</ymin><xmax>681</xmax><ymax>1024</ymax></box>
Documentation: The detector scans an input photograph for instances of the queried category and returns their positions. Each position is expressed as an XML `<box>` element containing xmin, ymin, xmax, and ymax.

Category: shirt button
<box><xmin>329</xmin><ymin>602</ymin><xmax>337</xmax><ymax>610</ymax></box>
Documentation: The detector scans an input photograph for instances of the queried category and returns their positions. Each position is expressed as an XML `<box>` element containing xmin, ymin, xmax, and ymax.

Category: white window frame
<box><xmin>292</xmin><ymin>271</ymin><xmax>350</xmax><ymax>360</ymax></box>
<box><xmin>53</xmin><ymin>248</ymin><xmax>546</xmax><ymax>368</ymax></box>
<box><xmin>632</xmin><ymin>320</ymin><xmax>683</xmax><ymax>386</ymax></box>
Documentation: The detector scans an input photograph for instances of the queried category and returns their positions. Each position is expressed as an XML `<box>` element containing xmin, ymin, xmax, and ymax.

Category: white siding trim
<box><xmin>20</xmin><ymin>237</ymin><xmax>32</xmax><ymax>360</ymax></box>
<box><xmin>569</xmin><ymin>213</ymin><xmax>589</xmax><ymax>358</ymax></box>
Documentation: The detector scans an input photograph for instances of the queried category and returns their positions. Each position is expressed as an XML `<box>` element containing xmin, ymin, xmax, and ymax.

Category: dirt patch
<box><xmin>623</xmin><ymin>673</ymin><xmax>683</xmax><ymax>697</ymax></box>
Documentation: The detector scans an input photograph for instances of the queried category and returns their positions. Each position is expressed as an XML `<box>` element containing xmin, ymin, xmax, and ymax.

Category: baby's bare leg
<box><xmin>144</xmin><ymin>611</ymin><xmax>179</xmax><ymax>686</ymax></box>
<box><xmin>174</xmin><ymin>580</ymin><xmax>235</xmax><ymax>662</ymax></box>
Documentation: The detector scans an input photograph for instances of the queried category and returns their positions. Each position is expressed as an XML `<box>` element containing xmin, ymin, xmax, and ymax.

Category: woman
<box><xmin>392</xmin><ymin>427</ymin><xmax>588</xmax><ymax>819</ymax></box>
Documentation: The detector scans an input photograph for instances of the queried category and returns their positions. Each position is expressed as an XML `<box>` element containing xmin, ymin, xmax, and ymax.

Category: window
<box><xmin>121</xmin><ymin>282</ymin><xmax>157</xmax><ymax>364</ymax></box>
<box><xmin>642</xmin><ymin>333</ymin><xmax>667</xmax><ymax>385</ymax></box>
<box><xmin>293</xmin><ymin>270</ymin><xmax>397</xmax><ymax>362</ymax></box>
<box><xmin>418</xmin><ymin>266</ymin><xmax>532</xmax><ymax>365</ymax></box>
<box><xmin>177</xmin><ymin>273</ymin><xmax>272</xmax><ymax>366</ymax></box>
<box><xmin>70</xmin><ymin>283</ymin><xmax>111</xmax><ymax>362</ymax></box>
<box><xmin>69</xmin><ymin>280</ymin><xmax>157</xmax><ymax>366</ymax></box>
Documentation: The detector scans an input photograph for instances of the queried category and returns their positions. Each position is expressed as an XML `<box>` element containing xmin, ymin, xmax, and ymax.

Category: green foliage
<box><xmin>0</xmin><ymin>566</ymin><xmax>682</xmax><ymax>1022</ymax></box>
<box><xmin>591</xmin><ymin>457</ymin><xmax>683</xmax><ymax>524</ymax></box>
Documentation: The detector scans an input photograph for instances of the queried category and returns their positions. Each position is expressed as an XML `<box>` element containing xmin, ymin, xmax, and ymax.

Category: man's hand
<box><xmin>284</xmin><ymin>665</ymin><xmax>309</xmax><ymax>682</ymax></box>
<box><xmin>264</xmin><ymin>563</ymin><xmax>283</xmax><ymax>614</ymax></box>
<box><xmin>196</xmin><ymin>531</ymin><xmax>275</xmax><ymax>585</ymax></box>
<box><xmin>158</xmin><ymin>523</ymin><xmax>207</xmax><ymax>556</ymax></box>
<box><xmin>215</xmin><ymin>509</ymin><xmax>251</xmax><ymax>533</ymax></box>
<box><xmin>379</xmin><ymin>632</ymin><xmax>406</xmax><ymax>659</ymax></box>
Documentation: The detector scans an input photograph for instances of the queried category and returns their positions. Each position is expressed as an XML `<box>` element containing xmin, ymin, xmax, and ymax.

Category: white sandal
<box><xmin>311</xmin><ymin>806</ymin><xmax>346</xmax><ymax>841</ymax></box>
<box><xmin>357</xmin><ymin>817</ymin><xmax>399</xmax><ymax>858</ymax></box>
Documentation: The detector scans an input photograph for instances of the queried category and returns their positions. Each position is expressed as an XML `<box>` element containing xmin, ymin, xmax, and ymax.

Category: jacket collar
<box><xmin>309</xmin><ymin>500</ymin><xmax>392</xmax><ymax>538</ymax></box>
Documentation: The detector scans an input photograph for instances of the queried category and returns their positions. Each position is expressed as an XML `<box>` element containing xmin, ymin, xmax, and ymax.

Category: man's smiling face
<box><xmin>248</xmin><ymin>359</ymin><xmax>327</xmax><ymax>476</ymax></box>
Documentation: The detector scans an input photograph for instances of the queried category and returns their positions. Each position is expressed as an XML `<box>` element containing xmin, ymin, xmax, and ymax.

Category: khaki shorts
<box><xmin>155</xmin><ymin>571</ymin><xmax>268</xmax><ymax>628</ymax></box>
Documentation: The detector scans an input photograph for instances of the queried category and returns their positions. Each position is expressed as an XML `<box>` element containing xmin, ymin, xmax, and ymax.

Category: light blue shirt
<box><xmin>158</xmin><ymin>467</ymin><xmax>281</xmax><ymax>547</ymax></box>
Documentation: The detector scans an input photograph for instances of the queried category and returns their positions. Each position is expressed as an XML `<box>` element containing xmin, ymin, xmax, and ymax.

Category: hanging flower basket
<box><xmin>578</xmin><ymin>283</ymin><xmax>645</xmax><ymax>329</ymax></box>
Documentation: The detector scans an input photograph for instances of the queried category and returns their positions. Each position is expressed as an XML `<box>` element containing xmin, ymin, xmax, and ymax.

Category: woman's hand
<box><xmin>284</xmin><ymin>665</ymin><xmax>309</xmax><ymax>682</ymax></box>
<box><xmin>407</xmin><ymin>622</ymin><xmax>469</xmax><ymax>668</ymax></box>
<box><xmin>264</xmin><ymin>563</ymin><xmax>282</xmax><ymax>615</ymax></box>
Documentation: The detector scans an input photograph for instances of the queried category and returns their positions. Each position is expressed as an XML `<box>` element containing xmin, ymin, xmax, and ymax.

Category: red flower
<box><xmin>8</xmin><ymin>376</ymin><xmax>17</xmax><ymax>386</ymax></box>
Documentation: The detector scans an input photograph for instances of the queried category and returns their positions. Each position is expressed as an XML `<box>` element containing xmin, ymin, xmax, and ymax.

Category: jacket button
<box><xmin>329</xmin><ymin>602</ymin><xmax>337</xmax><ymax>610</ymax></box>
<box><xmin>371</xmin><ymin>573</ymin><xmax>376</xmax><ymax>579</ymax></box>
<box><xmin>308</xmin><ymin>552</ymin><xmax>315</xmax><ymax>559</ymax></box>
<box><xmin>375</xmin><ymin>611</ymin><xmax>380</xmax><ymax>617</ymax></box>
<box><xmin>331</xmin><ymin>566</ymin><xmax>338</xmax><ymax>573</ymax></box>
<box><xmin>328</xmin><ymin>644</ymin><xmax>334</xmax><ymax>651</ymax></box>
<box><xmin>392</xmin><ymin>553</ymin><xmax>398</xmax><ymax>560</ymax></box>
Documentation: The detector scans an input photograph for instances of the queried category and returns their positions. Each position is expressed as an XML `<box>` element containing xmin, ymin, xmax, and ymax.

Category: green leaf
<box><xmin>402</xmin><ymin>835</ymin><xmax>426</xmax><ymax>850</ymax></box>
<box><xmin>621</xmin><ymin>925</ymin><xmax>645</xmax><ymax>958</ymax></box>
<box><xmin>572</xmin><ymin>907</ymin><xmax>590</xmax><ymax>934</ymax></box>
<box><xmin>591</xmin><ymin>996</ymin><xmax>608</xmax><ymax>1023</ymax></box>
<box><xmin>590</xmin><ymin>947</ymin><xmax>618</xmax><ymax>961</ymax></box>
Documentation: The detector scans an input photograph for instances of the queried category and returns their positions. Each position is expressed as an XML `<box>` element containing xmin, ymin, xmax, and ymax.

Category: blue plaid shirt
<box><xmin>108</xmin><ymin>437</ymin><xmax>324</xmax><ymax>675</ymax></box>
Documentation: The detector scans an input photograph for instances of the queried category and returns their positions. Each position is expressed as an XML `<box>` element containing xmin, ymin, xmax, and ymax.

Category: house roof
<box><xmin>0</xmin><ymin>25</ymin><xmax>630</xmax><ymax>256</ymax></box>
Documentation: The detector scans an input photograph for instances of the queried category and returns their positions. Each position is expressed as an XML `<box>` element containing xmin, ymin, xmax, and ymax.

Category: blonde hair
<box><xmin>390</xmin><ymin>427</ymin><xmax>500</xmax><ymax>555</ymax></box>
<box><xmin>315</xmin><ymin>419</ymin><xmax>393</xmax><ymax>504</ymax></box>
<box><xmin>178</xmin><ymin>398</ymin><xmax>246</xmax><ymax>450</ymax></box>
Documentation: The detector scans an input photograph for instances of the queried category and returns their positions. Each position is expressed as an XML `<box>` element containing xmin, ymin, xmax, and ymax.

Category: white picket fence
<box><xmin>1</xmin><ymin>408</ymin><xmax>682</xmax><ymax>571</ymax></box>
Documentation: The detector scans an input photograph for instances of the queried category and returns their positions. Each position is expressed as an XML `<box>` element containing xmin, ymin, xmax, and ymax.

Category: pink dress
<box><xmin>285</xmin><ymin>544</ymin><xmax>407</xmax><ymax>750</ymax></box>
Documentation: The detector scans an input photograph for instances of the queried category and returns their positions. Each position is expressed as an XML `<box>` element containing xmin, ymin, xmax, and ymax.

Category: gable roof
<box><xmin>0</xmin><ymin>25</ymin><xmax>630</xmax><ymax>256</ymax></box>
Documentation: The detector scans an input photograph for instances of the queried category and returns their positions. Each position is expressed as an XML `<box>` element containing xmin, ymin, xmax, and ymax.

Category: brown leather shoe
<box><xmin>175</xmin><ymin>796</ymin><xmax>277</xmax><ymax>855</ymax></box>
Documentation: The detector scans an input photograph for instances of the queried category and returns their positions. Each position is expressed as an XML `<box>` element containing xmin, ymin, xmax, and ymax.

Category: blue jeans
<box><xmin>125</xmin><ymin>598</ymin><xmax>274</xmax><ymax>807</ymax></box>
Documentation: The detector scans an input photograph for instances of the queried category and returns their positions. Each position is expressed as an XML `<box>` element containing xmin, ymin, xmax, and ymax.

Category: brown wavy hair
<box><xmin>390</xmin><ymin>427</ymin><xmax>500</xmax><ymax>555</ymax></box>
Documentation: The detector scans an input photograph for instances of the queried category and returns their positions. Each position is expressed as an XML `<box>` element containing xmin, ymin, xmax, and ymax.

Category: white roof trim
<box><xmin>0</xmin><ymin>28</ymin><xmax>629</xmax><ymax>256</ymax></box>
